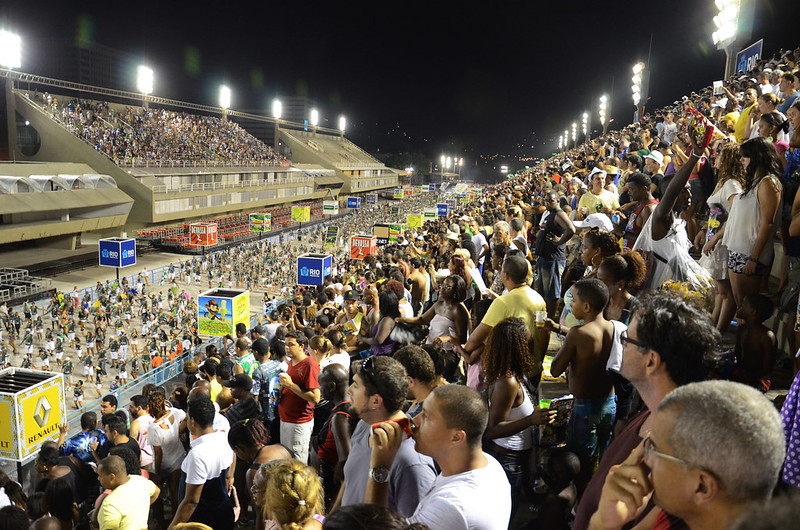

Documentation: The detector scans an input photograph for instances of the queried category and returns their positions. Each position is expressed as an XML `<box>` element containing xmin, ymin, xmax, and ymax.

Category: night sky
<box><xmin>2</xmin><ymin>0</ymin><xmax>799</xmax><ymax>166</ymax></box>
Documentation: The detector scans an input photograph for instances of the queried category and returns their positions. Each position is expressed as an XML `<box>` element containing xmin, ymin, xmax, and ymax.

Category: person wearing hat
<box><xmin>643</xmin><ymin>150</ymin><xmax>666</xmax><ymax>198</ymax></box>
<box><xmin>222</xmin><ymin>373</ymin><xmax>261</xmax><ymax>425</ymax></box>
<box><xmin>578</xmin><ymin>168</ymin><xmax>619</xmax><ymax>219</ymax></box>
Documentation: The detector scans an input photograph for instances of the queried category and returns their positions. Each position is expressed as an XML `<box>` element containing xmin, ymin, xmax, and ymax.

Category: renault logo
<box><xmin>33</xmin><ymin>396</ymin><xmax>51</xmax><ymax>428</ymax></box>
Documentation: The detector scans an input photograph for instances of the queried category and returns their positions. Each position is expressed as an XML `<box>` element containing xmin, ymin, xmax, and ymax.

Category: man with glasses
<box><xmin>277</xmin><ymin>330</ymin><xmax>320</xmax><ymax>464</ymax></box>
<box><xmin>334</xmin><ymin>355</ymin><xmax>436</xmax><ymax>516</ymax></box>
<box><xmin>589</xmin><ymin>381</ymin><xmax>784</xmax><ymax>530</ymax></box>
<box><xmin>574</xmin><ymin>291</ymin><xmax>719</xmax><ymax>529</ymax></box>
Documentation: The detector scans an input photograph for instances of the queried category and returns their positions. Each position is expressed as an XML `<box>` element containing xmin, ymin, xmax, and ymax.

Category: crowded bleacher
<box><xmin>30</xmin><ymin>92</ymin><xmax>286</xmax><ymax>166</ymax></box>
<box><xmin>6</xmin><ymin>40</ymin><xmax>800</xmax><ymax>530</ymax></box>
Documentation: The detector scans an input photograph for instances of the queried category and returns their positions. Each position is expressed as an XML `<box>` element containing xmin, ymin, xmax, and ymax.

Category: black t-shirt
<box><xmin>223</xmin><ymin>396</ymin><xmax>261</xmax><ymax>426</ymax></box>
<box><xmin>100</xmin><ymin>437</ymin><xmax>142</xmax><ymax>460</ymax></box>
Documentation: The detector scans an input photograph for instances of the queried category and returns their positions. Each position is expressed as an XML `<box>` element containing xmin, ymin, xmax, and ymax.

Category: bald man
<box><xmin>96</xmin><ymin>455</ymin><xmax>159</xmax><ymax>530</ymax></box>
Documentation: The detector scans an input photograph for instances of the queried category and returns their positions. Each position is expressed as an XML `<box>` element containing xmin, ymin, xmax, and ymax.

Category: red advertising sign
<box><xmin>350</xmin><ymin>235</ymin><xmax>377</xmax><ymax>260</ymax></box>
<box><xmin>189</xmin><ymin>223</ymin><xmax>218</xmax><ymax>246</ymax></box>
<box><xmin>404</xmin><ymin>188</ymin><xmax>414</xmax><ymax>197</ymax></box>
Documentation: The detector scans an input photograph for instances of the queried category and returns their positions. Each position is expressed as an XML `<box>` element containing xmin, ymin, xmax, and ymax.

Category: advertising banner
<box><xmin>324</xmin><ymin>226</ymin><xmax>339</xmax><ymax>248</ymax></box>
<box><xmin>391</xmin><ymin>206</ymin><xmax>400</xmax><ymax>217</ymax></box>
<box><xmin>393</xmin><ymin>189</ymin><xmax>404</xmax><ymax>199</ymax></box>
<box><xmin>388</xmin><ymin>224</ymin><xmax>403</xmax><ymax>243</ymax></box>
<box><xmin>735</xmin><ymin>39</ymin><xmax>763</xmax><ymax>74</ymax></box>
<box><xmin>347</xmin><ymin>197</ymin><xmax>361</xmax><ymax>209</ymax></box>
<box><xmin>373</xmin><ymin>224</ymin><xmax>389</xmax><ymax>246</ymax></box>
<box><xmin>323</xmin><ymin>201</ymin><xmax>339</xmax><ymax>215</ymax></box>
<box><xmin>291</xmin><ymin>206</ymin><xmax>311</xmax><ymax>222</ymax></box>
<box><xmin>404</xmin><ymin>188</ymin><xmax>414</xmax><ymax>197</ymax></box>
<box><xmin>407</xmin><ymin>214</ymin><xmax>423</xmax><ymax>228</ymax></box>
<box><xmin>98</xmin><ymin>238</ymin><xmax>136</xmax><ymax>268</ymax></box>
<box><xmin>366</xmin><ymin>193</ymin><xmax>378</xmax><ymax>205</ymax></box>
<box><xmin>249</xmin><ymin>213</ymin><xmax>265</xmax><ymax>232</ymax></box>
<box><xmin>198</xmin><ymin>289</ymin><xmax>250</xmax><ymax>337</ymax></box>
<box><xmin>189</xmin><ymin>223</ymin><xmax>218</xmax><ymax>246</ymax></box>
<box><xmin>350</xmin><ymin>235</ymin><xmax>377</xmax><ymax>259</ymax></box>
<box><xmin>297</xmin><ymin>254</ymin><xmax>332</xmax><ymax>286</ymax></box>
<box><xmin>423</xmin><ymin>208</ymin><xmax>437</xmax><ymax>219</ymax></box>
<box><xmin>437</xmin><ymin>203</ymin><xmax>448</xmax><ymax>216</ymax></box>
<box><xmin>446</xmin><ymin>199</ymin><xmax>456</xmax><ymax>210</ymax></box>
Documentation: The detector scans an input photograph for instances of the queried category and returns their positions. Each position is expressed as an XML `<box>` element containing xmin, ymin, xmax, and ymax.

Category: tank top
<box><xmin>535</xmin><ymin>209</ymin><xmax>567</xmax><ymax>261</ymax></box>
<box><xmin>623</xmin><ymin>199</ymin><xmax>659</xmax><ymax>251</ymax></box>
<box><xmin>722</xmin><ymin>175</ymin><xmax>782</xmax><ymax>265</ymax></box>
<box><xmin>491</xmin><ymin>382</ymin><xmax>534</xmax><ymax>451</ymax></box>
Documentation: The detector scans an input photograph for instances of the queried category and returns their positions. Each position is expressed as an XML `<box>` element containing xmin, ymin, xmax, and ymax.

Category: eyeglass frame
<box><xmin>620</xmin><ymin>329</ymin><xmax>648</xmax><ymax>349</ymax></box>
<box><xmin>642</xmin><ymin>436</ymin><xmax>721</xmax><ymax>483</ymax></box>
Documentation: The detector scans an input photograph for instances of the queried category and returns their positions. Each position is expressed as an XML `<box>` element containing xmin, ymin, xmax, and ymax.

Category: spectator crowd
<box><xmin>4</xmin><ymin>46</ymin><xmax>800</xmax><ymax>530</ymax></box>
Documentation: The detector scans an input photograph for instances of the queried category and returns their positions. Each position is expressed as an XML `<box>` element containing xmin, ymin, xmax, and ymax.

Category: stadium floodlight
<box><xmin>0</xmin><ymin>30</ymin><xmax>22</xmax><ymax>69</ymax></box>
<box><xmin>338</xmin><ymin>115</ymin><xmax>346</xmax><ymax>132</ymax></box>
<box><xmin>136</xmin><ymin>65</ymin><xmax>154</xmax><ymax>95</ymax></box>
<box><xmin>272</xmin><ymin>99</ymin><xmax>282</xmax><ymax>119</ymax></box>
<box><xmin>459</xmin><ymin>158</ymin><xmax>464</xmax><ymax>167</ymax></box>
<box><xmin>446</xmin><ymin>156</ymin><xmax>452</xmax><ymax>169</ymax></box>
<box><xmin>632</xmin><ymin>62</ymin><xmax>644</xmax><ymax>75</ymax></box>
<box><xmin>219</xmin><ymin>85</ymin><xmax>231</xmax><ymax>109</ymax></box>
<box><xmin>711</xmin><ymin>0</ymin><xmax>740</xmax><ymax>45</ymax></box>
<box><xmin>310</xmin><ymin>108</ymin><xmax>319</xmax><ymax>127</ymax></box>
<box><xmin>571</xmin><ymin>122</ymin><xmax>577</xmax><ymax>143</ymax></box>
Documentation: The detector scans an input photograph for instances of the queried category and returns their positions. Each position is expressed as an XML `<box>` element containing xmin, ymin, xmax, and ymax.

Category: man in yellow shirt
<box><xmin>733</xmin><ymin>87</ymin><xmax>758</xmax><ymax>143</ymax></box>
<box><xmin>578</xmin><ymin>168</ymin><xmax>620</xmax><ymax>216</ymax></box>
<box><xmin>457</xmin><ymin>255</ymin><xmax>548</xmax><ymax>377</ymax></box>
<box><xmin>97</xmin><ymin>455</ymin><xmax>160</xmax><ymax>530</ymax></box>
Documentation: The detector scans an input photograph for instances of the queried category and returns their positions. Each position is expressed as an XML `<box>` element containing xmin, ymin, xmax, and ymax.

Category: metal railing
<box><xmin>120</xmin><ymin>159</ymin><xmax>286</xmax><ymax>169</ymax></box>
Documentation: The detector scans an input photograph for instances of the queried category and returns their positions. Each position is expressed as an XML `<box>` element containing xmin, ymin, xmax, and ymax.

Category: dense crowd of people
<box><xmin>5</xmin><ymin>48</ymin><xmax>800</xmax><ymax>530</ymax></box>
<box><xmin>32</xmin><ymin>93</ymin><xmax>286</xmax><ymax>166</ymax></box>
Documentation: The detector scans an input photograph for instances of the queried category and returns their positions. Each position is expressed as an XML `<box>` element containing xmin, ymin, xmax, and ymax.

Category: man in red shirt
<box><xmin>278</xmin><ymin>330</ymin><xmax>320</xmax><ymax>464</ymax></box>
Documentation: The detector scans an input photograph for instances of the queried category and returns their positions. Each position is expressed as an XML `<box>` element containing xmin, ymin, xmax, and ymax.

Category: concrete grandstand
<box><xmin>0</xmin><ymin>69</ymin><xmax>399</xmax><ymax>254</ymax></box>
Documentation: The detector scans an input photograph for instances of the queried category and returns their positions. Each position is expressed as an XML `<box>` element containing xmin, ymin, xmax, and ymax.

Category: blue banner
<box><xmin>735</xmin><ymin>39</ymin><xmax>763</xmax><ymax>75</ymax></box>
<box><xmin>99</xmin><ymin>238</ymin><xmax>136</xmax><ymax>268</ymax></box>
<box><xmin>297</xmin><ymin>254</ymin><xmax>332</xmax><ymax>286</ymax></box>
<box><xmin>437</xmin><ymin>203</ymin><xmax>448</xmax><ymax>216</ymax></box>
<box><xmin>347</xmin><ymin>197</ymin><xmax>361</xmax><ymax>209</ymax></box>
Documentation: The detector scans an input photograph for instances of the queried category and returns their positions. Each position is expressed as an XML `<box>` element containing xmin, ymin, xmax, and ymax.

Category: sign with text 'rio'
<box><xmin>297</xmin><ymin>253</ymin><xmax>332</xmax><ymax>286</ymax></box>
<box><xmin>735</xmin><ymin>39</ymin><xmax>763</xmax><ymax>74</ymax></box>
<box><xmin>347</xmin><ymin>197</ymin><xmax>361</xmax><ymax>209</ymax></box>
<box><xmin>98</xmin><ymin>238</ymin><xmax>136</xmax><ymax>268</ymax></box>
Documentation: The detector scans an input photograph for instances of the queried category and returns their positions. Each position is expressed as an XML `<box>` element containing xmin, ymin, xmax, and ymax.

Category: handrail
<box><xmin>150</xmin><ymin>176</ymin><xmax>313</xmax><ymax>194</ymax></box>
<box><xmin>3</xmin><ymin>68</ymin><xmax>344</xmax><ymax>135</ymax></box>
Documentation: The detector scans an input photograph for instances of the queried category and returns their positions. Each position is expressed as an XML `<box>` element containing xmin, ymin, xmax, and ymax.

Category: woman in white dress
<box><xmin>698</xmin><ymin>143</ymin><xmax>745</xmax><ymax>332</ymax></box>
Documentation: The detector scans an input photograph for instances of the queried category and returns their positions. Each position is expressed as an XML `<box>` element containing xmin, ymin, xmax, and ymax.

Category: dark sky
<box><xmin>2</xmin><ymin>0</ymin><xmax>799</xmax><ymax>163</ymax></box>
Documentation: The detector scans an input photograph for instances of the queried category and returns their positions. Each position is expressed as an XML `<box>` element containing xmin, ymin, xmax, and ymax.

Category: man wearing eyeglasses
<box><xmin>588</xmin><ymin>380</ymin><xmax>784</xmax><ymax>530</ymax></box>
<box><xmin>574</xmin><ymin>291</ymin><xmax>719</xmax><ymax>530</ymax></box>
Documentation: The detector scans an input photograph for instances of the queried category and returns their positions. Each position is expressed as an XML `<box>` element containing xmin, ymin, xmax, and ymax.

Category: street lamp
<box><xmin>712</xmin><ymin>0</ymin><xmax>741</xmax><ymax>79</ymax></box>
<box><xmin>136</xmin><ymin>65</ymin><xmax>153</xmax><ymax>108</ymax></box>
<box><xmin>0</xmin><ymin>30</ymin><xmax>22</xmax><ymax>69</ymax></box>
<box><xmin>599</xmin><ymin>95</ymin><xmax>608</xmax><ymax>135</ymax></box>
<box><xmin>272</xmin><ymin>99</ymin><xmax>282</xmax><ymax>119</ymax></box>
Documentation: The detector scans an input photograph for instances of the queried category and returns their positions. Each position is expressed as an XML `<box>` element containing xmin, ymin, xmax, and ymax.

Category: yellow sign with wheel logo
<box><xmin>0</xmin><ymin>397</ymin><xmax>14</xmax><ymax>459</ymax></box>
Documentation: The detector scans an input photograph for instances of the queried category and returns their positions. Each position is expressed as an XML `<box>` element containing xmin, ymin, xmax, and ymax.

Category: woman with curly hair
<box><xmin>263</xmin><ymin>460</ymin><xmax>324</xmax><ymax>530</ymax></box>
<box><xmin>712</xmin><ymin>137</ymin><xmax>783</xmax><ymax>308</ymax></box>
<box><xmin>698</xmin><ymin>142</ymin><xmax>745</xmax><ymax>332</ymax></box>
<box><xmin>483</xmin><ymin>317</ymin><xmax>555</xmax><ymax>517</ymax></box>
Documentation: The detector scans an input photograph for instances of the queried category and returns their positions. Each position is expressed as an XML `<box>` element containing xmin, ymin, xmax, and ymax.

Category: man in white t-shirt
<box><xmin>366</xmin><ymin>385</ymin><xmax>511</xmax><ymax>530</ymax></box>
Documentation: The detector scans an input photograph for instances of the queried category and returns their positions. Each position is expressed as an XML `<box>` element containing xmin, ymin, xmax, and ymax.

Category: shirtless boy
<box><xmin>550</xmin><ymin>278</ymin><xmax>616</xmax><ymax>481</ymax></box>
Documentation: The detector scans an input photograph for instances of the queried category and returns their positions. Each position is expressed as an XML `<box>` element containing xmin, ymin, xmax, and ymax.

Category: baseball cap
<box><xmin>223</xmin><ymin>373</ymin><xmax>253</xmax><ymax>391</ymax></box>
<box><xmin>573</xmin><ymin>213</ymin><xmax>614</xmax><ymax>231</ymax></box>
<box><xmin>343</xmin><ymin>289</ymin><xmax>360</xmax><ymax>300</ymax></box>
<box><xmin>644</xmin><ymin>151</ymin><xmax>664</xmax><ymax>166</ymax></box>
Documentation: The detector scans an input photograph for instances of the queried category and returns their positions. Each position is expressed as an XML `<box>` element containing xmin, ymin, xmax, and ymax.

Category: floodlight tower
<box><xmin>599</xmin><ymin>95</ymin><xmax>608</xmax><ymax>135</ymax></box>
<box><xmin>219</xmin><ymin>85</ymin><xmax>231</xmax><ymax>121</ymax></box>
<box><xmin>136</xmin><ymin>65</ymin><xmax>154</xmax><ymax>108</ymax></box>
<box><xmin>571</xmin><ymin>122</ymin><xmax>577</xmax><ymax>149</ymax></box>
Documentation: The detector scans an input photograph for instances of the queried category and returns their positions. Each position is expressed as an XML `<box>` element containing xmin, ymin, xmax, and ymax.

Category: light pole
<box><xmin>558</xmin><ymin>135</ymin><xmax>564</xmax><ymax>152</ymax></box>
<box><xmin>310</xmin><ymin>108</ymin><xmax>319</xmax><ymax>134</ymax></box>
<box><xmin>564</xmin><ymin>130</ymin><xmax>569</xmax><ymax>152</ymax></box>
<box><xmin>599</xmin><ymin>95</ymin><xmax>608</xmax><ymax>135</ymax></box>
<box><xmin>219</xmin><ymin>85</ymin><xmax>231</xmax><ymax>121</ymax></box>
<box><xmin>571</xmin><ymin>122</ymin><xmax>577</xmax><ymax>149</ymax></box>
<box><xmin>338</xmin><ymin>116</ymin><xmax>346</xmax><ymax>137</ymax></box>
<box><xmin>582</xmin><ymin>112</ymin><xmax>589</xmax><ymax>143</ymax></box>
<box><xmin>712</xmin><ymin>0</ymin><xmax>741</xmax><ymax>79</ymax></box>
<box><xmin>136</xmin><ymin>65</ymin><xmax>154</xmax><ymax>108</ymax></box>
<box><xmin>632</xmin><ymin>62</ymin><xmax>646</xmax><ymax>123</ymax></box>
